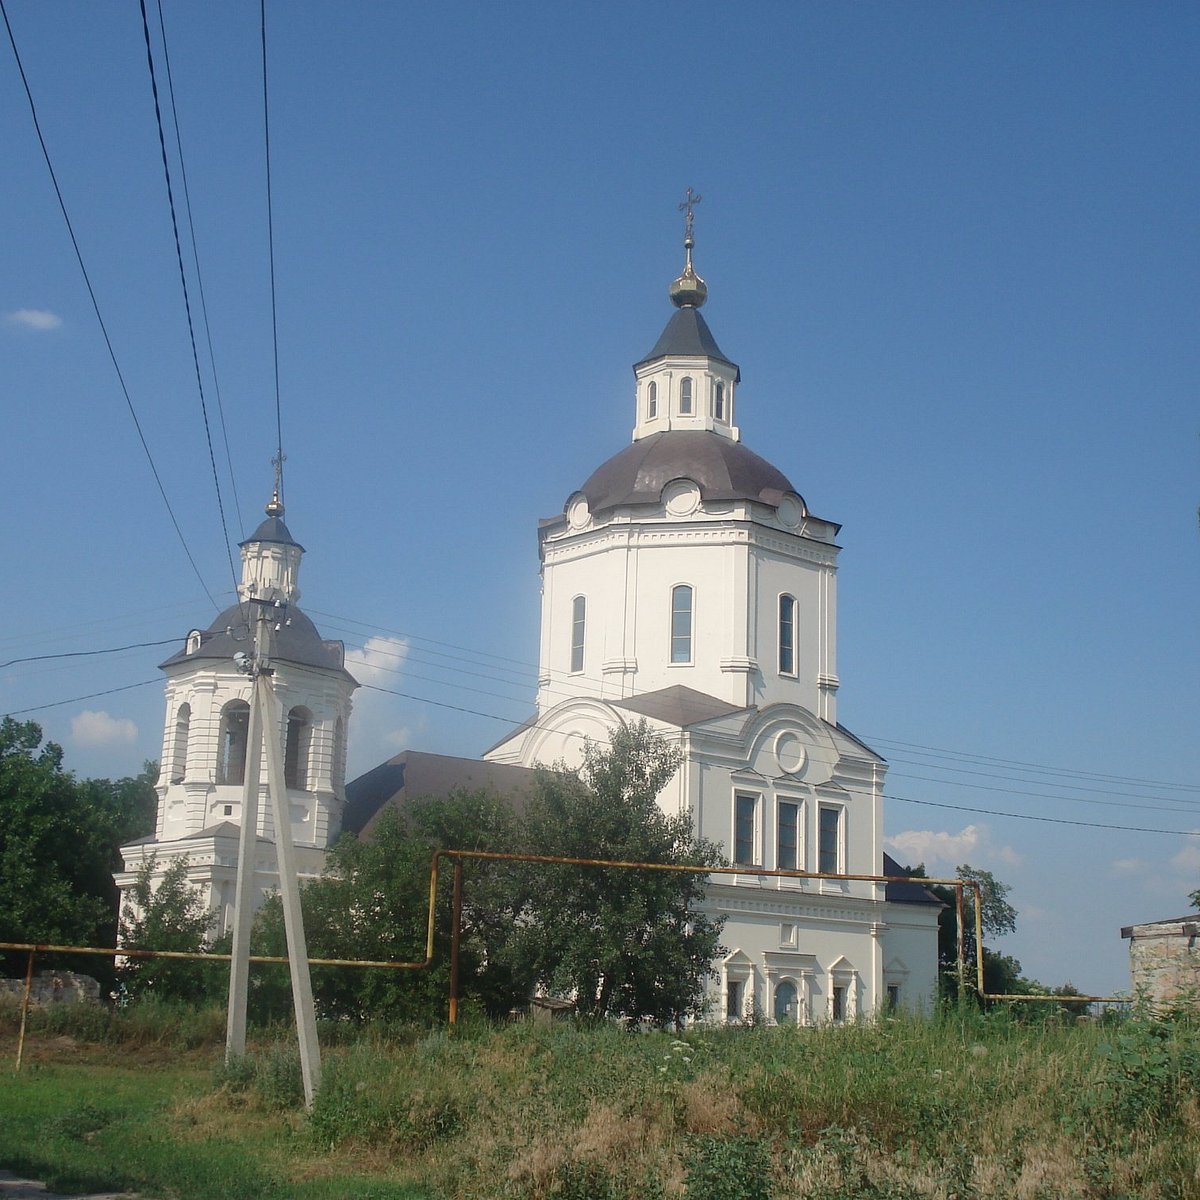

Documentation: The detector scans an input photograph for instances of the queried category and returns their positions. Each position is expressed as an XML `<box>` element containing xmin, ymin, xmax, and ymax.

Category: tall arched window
<box><xmin>778</xmin><ymin>594</ymin><xmax>797</xmax><ymax>675</ymax></box>
<box><xmin>216</xmin><ymin>699</ymin><xmax>251</xmax><ymax>786</ymax></box>
<box><xmin>284</xmin><ymin>706</ymin><xmax>312</xmax><ymax>790</ymax></box>
<box><xmin>679</xmin><ymin>377</ymin><xmax>693</xmax><ymax>414</ymax></box>
<box><xmin>714</xmin><ymin>381</ymin><xmax>726</xmax><ymax>420</ymax></box>
<box><xmin>670</xmin><ymin>584</ymin><xmax>693</xmax><ymax>663</ymax></box>
<box><xmin>570</xmin><ymin>595</ymin><xmax>586</xmax><ymax>674</ymax></box>
<box><xmin>170</xmin><ymin>702</ymin><xmax>191</xmax><ymax>785</ymax></box>
<box><xmin>647</xmin><ymin>380</ymin><xmax>657</xmax><ymax>418</ymax></box>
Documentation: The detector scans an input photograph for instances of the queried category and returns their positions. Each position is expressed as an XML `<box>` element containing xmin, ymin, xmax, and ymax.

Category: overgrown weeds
<box><xmin>5</xmin><ymin>1005</ymin><xmax>1200</xmax><ymax>1198</ymax></box>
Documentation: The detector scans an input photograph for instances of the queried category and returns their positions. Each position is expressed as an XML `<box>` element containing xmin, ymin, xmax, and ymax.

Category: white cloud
<box><xmin>1169</xmin><ymin>839</ymin><xmax>1200</xmax><ymax>876</ymax></box>
<box><xmin>885</xmin><ymin>822</ymin><xmax>1022</xmax><ymax>872</ymax></box>
<box><xmin>344</xmin><ymin>635</ymin><xmax>421</xmax><ymax>775</ymax></box>
<box><xmin>1111</xmin><ymin>857</ymin><xmax>1149</xmax><ymax>877</ymax></box>
<box><xmin>71</xmin><ymin>709</ymin><xmax>137</xmax><ymax>747</ymax></box>
<box><xmin>345</xmin><ymin>634</ymin><xmax>409</xmax><ymax>687</ymax></box>
<box><xmin>5</xmin><ymin>308</ymin><xmax>62</xmax><ymax>332</ymax></box>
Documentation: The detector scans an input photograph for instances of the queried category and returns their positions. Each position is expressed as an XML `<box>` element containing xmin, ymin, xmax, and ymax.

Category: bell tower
<box><xmin>116</xmin><ymin>488</ymin><xmax>358</xmax><ymax>932</ymax></box>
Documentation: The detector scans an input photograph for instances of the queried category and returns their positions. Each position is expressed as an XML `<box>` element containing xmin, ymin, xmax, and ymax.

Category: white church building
<box><xmin>119</xmin><ymin>217</ymin><xmax>940</xmax><ymax>1023</ymax></box>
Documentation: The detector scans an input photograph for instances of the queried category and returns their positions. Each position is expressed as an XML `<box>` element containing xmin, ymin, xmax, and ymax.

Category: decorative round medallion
<box><xmin>567</xmin><ymin>494</ymin><xmax>590</xmax><ymax>530</ymax></box>
<box><xmin>774</xmin><ymin>731</ymin><xmax>807</xmax><ymax>776</ymax></box>
<box><xmin>662</xmin><ymin>478</ymin><xmax>701</xmax><ymax>517</ymax></box>
<box><xmin>777</xmin><ymin>495</ymin><xmax>803</xmax><ymax>529</ymax></box>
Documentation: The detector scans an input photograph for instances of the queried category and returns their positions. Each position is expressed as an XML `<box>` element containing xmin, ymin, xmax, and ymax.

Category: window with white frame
<box><xmin>818</xmin><ymin>804</ymin><xmax>842</xmax><ymax>875</ymax></box>
<box><xmin>647</xmin><ymin>380</ymin><xmax>657</xmax><ymax>418</ymax></box>
<box><xmin>570</xmin><ymin>595</ymin><xmax>586</xmax><ymax>673</ymax></box>
<box><xmin>726</xmin><ymin>978</ymin><xmax>743</xmax><ymax>1022</ymax></box>
<box><xmin>679</xmin><ymin>376</ymin><xmax>693</xmax><ymax>414</ymax></box>
<box><xmin>777</xmin><ymin>799</ymin><xmax>801</xmax><ymax>871</ymax></box>
<box><xmin>832</xmin><ymin>984</ymin><xmax>847</xmax><ymax>1022</ymax></box>
<box><xmin>778</xmin><ymin>594</ymin><xmax>797</xmax><ymax>675</ymax></box>
<box><xmin>734</xmin><ymin>792</ymin><xmax>759</xmax><ymax>867</ymax></box>
<box><xmin>670</xmin><ymin>584</ymin><xmax>693</xmax><ymax>663</ymax></box>
<box><xmin>714</xmin><ymin>381</ymin><xmax>726</xmax><ymax>420</ymax></box>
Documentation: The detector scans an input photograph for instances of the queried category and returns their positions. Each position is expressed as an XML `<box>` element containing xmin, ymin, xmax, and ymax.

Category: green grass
<box><xmin>3</xmin><ymin>1002</ymin><xmax>1200</xmax><ymax>1199</ymax></box>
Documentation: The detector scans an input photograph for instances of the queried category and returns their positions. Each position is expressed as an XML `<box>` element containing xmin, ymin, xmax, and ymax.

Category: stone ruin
<box><xmin>0</xmin><ymin>970</ymin><xmax>102</xmax><ymax>1007</ymax></box>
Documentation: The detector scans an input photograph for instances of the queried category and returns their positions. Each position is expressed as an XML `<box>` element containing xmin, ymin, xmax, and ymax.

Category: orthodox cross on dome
<box><xmin>670</xmin><ymin>187</ymin><xmax>708</xmax><ymax>309</ymax></box>
<box><xmin>266</xmin><ymin>450</ymin><xmax>287</xmax><ymax>518</ymax></box>
<box><xmin>679</xmin><ymin>186</ymin><xmax>702</xmax><ymax>249</ymax></box>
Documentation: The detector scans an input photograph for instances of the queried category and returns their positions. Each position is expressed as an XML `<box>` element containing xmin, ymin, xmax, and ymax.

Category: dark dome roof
<box><xmin>160</xmin><ymin>601</ymin><xmax>354</xmax><ymax>680</ymax></box>
<box><xmin>239</xmin><ymin>515</ymin><xmax>303</xmax><ymax>550</ymax></box>
<box><xmin>579</xmin><ymin>430</ymin><xmax>801</xmax><ymax>515</ymax></box>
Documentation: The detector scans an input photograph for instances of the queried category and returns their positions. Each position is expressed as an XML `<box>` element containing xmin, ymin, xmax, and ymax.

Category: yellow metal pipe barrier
<box><xmin>6</xmin><ymin>859</ymin><xmax>1119</xmax><ymax>1071</ymax></box>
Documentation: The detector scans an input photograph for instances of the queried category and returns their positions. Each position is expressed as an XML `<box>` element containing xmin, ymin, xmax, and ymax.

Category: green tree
<box><xmin>118</xmin><ymin>855</ymin><xmax>219</xmax><ymax>1001</ymax></box>
<box><xmin>0</xmin><ymin>719</ymin><xmax>126</xmax><ymax>976</ymax></box>
<box><xmin>251</xmin><ymin>788</ymin><xmax>525</xmax><ymax>1023</ymax></box>
<box><xmin>510</xmin><ymin>721</ymin><xmax>725</xmax><ymax>1023</ymax></box>
<box><xmin>899</xmin><ymin>862</ymin><xmax>1023</xmax><ymax>1000</ymax></box>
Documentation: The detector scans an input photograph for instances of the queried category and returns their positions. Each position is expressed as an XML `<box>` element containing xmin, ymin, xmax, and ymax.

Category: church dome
<box><xmin>578</xmin><ymin>429</ymin><xmax>803</xmax><ymax>516</ymax></box>
<box><xmin>160</xmin><ymin>602</ymin><xmax>355</xmax><ymax>680</ymax></box>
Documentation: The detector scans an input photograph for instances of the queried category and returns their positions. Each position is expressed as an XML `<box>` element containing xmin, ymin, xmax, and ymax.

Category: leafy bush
<box><xmin>685</xmin><ymin>1135</ymin><xmax>772</xmax><ymax>1200</ymax></box>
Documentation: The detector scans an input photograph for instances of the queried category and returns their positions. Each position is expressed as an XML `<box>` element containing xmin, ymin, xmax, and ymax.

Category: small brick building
<box><xmin>1121</xmin><ymin>915</ymin><xmax>1200</xmax><ymax>1009</ymax></box>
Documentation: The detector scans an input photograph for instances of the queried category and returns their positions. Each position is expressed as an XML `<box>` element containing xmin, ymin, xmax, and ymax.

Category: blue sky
<box><xmin>1</xmin><ymin>1</ymin><xmax>1197</xmax><ymax>996</ymax></box>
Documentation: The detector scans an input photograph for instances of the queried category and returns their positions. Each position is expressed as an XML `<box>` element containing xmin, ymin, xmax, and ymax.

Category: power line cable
<box><xmin>864</xmin><ymin>733</ymin><xmax>1200</xmax><ymax>794</ymax></box>
<box><xmin>0</xmin><ymin>639</ymin><xmax>179</xmax><ymax>671</ymax></box>
<box><xmin>325</xmin><ymin>606</ymin><xmax>1199</xmax><ymax>799</ymax></box>
<box><xmin>0</xmin><ymin>0</ymin><xmax>218</xmax><ymax>611</ymax></box>
<box><xmin>260</xmin><ymin>0</ymin><xmax>284</xmax><ymax>497</ymax></box>
<box><xmin>138</xmin><ymin>0</ymin><xmax>240</xmax><ymax>598</ymax></box>
<box><xmin>358</xmin><ymin>682</ymin><xmax>1200</xmax><ymax>840</ymax></box>
<box><xmin>886</xmin><ymin>793</ymin><xmax>1200</xmax><ymax>839</ymax></box>
<box><xmin>5</xmin><ymin>679</ymin><xmax>162</xmax><ymax>717</ymax></box>
<box><xmin>153</xmin><ymin>0</ymin><xmax>245</xmax><ymax>537</ymax></box>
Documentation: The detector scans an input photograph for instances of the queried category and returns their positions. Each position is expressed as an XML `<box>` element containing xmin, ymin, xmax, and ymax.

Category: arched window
<box><xmin>570</xmin><ymin>596</ymin><xmax>586</xmax><ymax>674</ymax></box>
<box><xmin>778</xmin><ymin>594</ymin><xmax>797</xmax><ymax>675</ymax></box>
<box><xmin>647</xmin><ymin>380</ymin><xmax>657</xmax><ymax>418</ymax></box>
<box><xmin>679</xmin><ymin>377</ymin><xmax>693</xmax><ymax>414</ymax></box>
<box><xmin>216</xmin><ymin>699</ymin><xmax>251</xmax><ymax>786</ymax></box>
<box><xmin>774</xmin><ymin>980</ymin><xmax>799</xmax><ymax>1024</ymax></box>
<box><xmin>714</xmin><ymin>382</ymin><xmax>725</xmax><ymax>420</ymax></box>
<box><xmin>284</xmin><ymin>706</ymin><xmax>312</xmax><ymax>790</ymax></box>
<box><xmin>170</xmin><ymin>703</ymin><xmax>191</xmax><ymax>785</ymax></box>
<box><xmin>169</xmin><ymin>700</ymin><xmax>189</xmax><ymax>787</ymax></box>
<box><xmin>670</xmin><ymin>584</ymin><xmax>693</xmax><ymax>663</ymax></box>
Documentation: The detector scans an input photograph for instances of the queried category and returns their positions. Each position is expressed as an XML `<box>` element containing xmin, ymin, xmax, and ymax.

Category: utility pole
<box><xmin>225</xmin><ymin>597</ymin><xmax>321</xmax><ymax>1107</ymax></box>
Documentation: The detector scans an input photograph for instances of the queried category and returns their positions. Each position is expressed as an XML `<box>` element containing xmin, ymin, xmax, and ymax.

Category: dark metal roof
<box><xmin>239</xmin><ymin>515</ymin><xmax>303</xmax><ymax>550</ymax></box>
<box><xmin>882</xmin><ymin>853</ymin><xmax>944</xmax><ymax>907</ymax></box>
<box><xmin>343</xmin><ymin>750</ymin><xmax>540</xmax><ymax>838</ymax></box>
<box><xmin>579</xmin><ymin>430</ymin><xmax>800</xmax><ymax>515</ymax></box>
<box><xmin>635</xmin><ymin>307</ymin><xmax>740</xmax><ymax>379</ymax></box>
<box><xmin>611</xmin><ymin>685</ymin><xmax>748</xmax><ymax>729</ymax></box>
<box><xmin>160</xmin><ymin>601</ymin><xmax>355</xmax><ymax>680</ymax></box>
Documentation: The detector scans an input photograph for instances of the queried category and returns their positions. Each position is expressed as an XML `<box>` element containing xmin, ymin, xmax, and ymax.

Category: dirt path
<box><xmin>0</xmin><ymin>1172</ymin><xmax>140</xmax><ymax>1199</ymax></box>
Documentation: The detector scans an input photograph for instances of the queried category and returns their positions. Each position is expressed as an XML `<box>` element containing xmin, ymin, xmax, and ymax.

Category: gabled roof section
<box><xmin>611</xmin><ymin>684</ymin><xmax>748</xmax><ymax>729</ymax></box>
<box><xmin>635</xmin><ymin>307</ymin><xmax>740</xmax><ymax>378</ymax></box>
<box><xmin>343</xmin><ymin>750</ymin><xmax>540</xmax><ymax>838</ymax></box>
<box><xmin>883</xmin><ymin>852</ymin><xmax>944</xmax><ymax>907</ymax></box>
